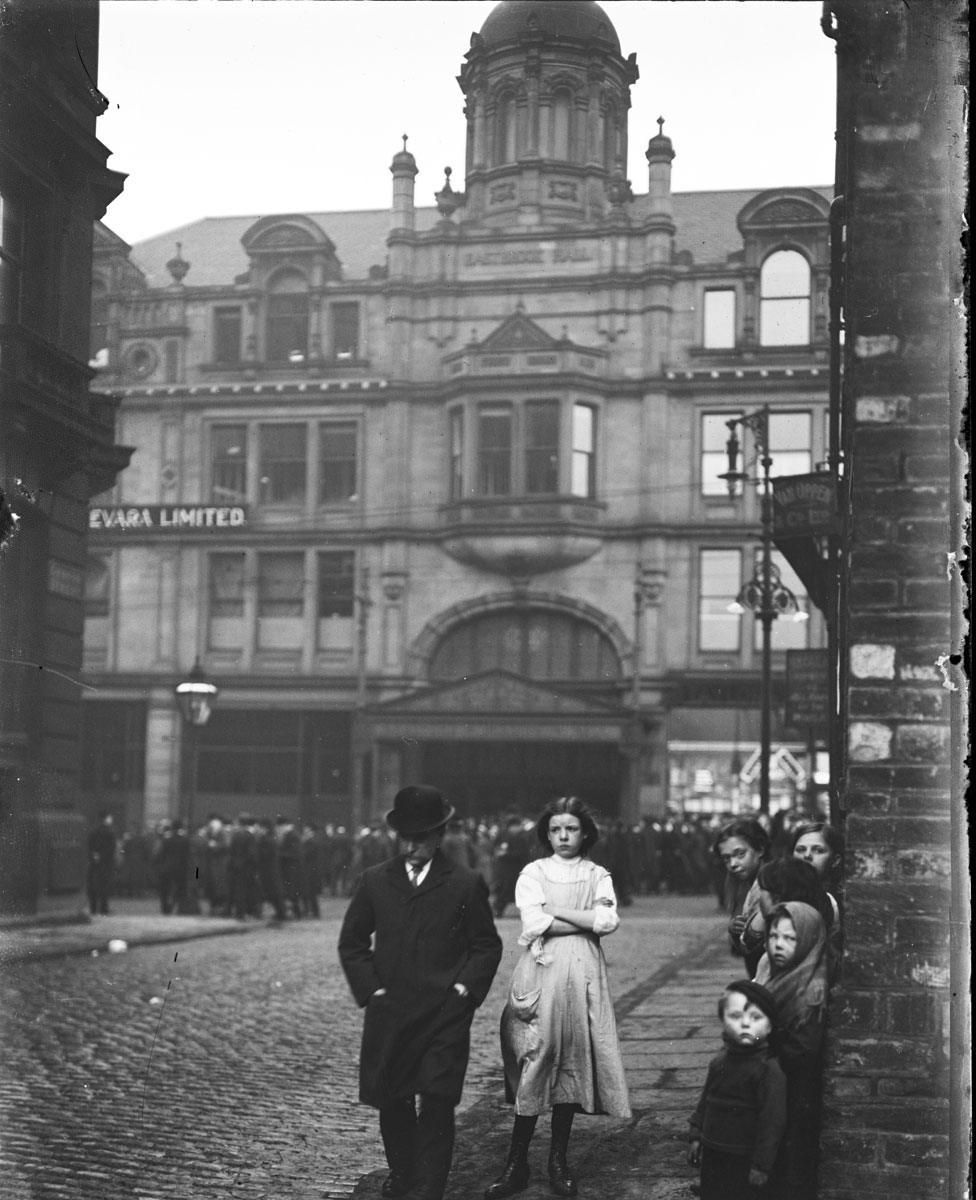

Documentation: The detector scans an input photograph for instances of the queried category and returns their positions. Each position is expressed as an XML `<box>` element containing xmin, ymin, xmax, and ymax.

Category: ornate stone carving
<box><xmin>548</xmin><ymin>180</ymin><xmax>578</xmax><ymax>201</ymax></box>
<box><xmin>754</xmin><ymin>200</ymin><xmax>819</xmax><ymax>225</ymax></box>
<box><xmin>490</xmin><ymin>182</ymin><xmax>516</xmax><ymax>204</ymax></box>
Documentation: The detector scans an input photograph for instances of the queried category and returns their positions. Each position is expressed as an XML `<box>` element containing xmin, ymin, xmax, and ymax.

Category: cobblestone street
<box><xmin>0</xmin><ymin>896</ymin><xmax>727</xmax><ymax>1200</ymax></box>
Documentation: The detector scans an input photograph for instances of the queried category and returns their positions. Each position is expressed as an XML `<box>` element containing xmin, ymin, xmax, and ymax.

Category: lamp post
<box><xmin>174</xmin><ymin>658</ymin><xmax>219</xmax><ymax>835</ymax></box>
<box><xmin>720</xmin><ymin>407</ymin><xmax>808</xmax><ymax>815</ymax></box>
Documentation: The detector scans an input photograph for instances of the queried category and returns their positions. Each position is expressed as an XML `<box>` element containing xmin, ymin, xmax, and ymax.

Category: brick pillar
<box><xmin>821</xmin><ymin>3</ymin><xmax>967</xmax><ymax>1197</ymax></box>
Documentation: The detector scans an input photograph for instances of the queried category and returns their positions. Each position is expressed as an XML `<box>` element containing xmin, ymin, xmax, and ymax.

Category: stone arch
<box><xmin>407</xmin><ymin>590</ymin><xmax>633</xmax><ymax>679</ymax></box>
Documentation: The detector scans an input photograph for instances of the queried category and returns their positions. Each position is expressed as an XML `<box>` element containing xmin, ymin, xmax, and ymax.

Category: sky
<box><xmin>96</xmin><ymin>1</ymin><xmax>837</xmax><ymax>247</ymax></box>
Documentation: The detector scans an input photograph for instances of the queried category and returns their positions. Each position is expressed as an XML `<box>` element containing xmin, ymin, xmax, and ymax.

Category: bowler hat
<box><xmin>386</xmin><ymin>785</ymin><xmax>455</xmax><ymax>837</ymax></box>
<box><xmin>723</xmin><ymin>979</ymin><xmax>778</xmax><ymax>1027</ymax></box>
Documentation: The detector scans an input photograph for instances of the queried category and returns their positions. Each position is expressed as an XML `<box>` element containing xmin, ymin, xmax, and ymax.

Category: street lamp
<box><xmin>720</xmin><ymin>407</ymin><xmax>808</xmax><ymax>815</ymax></box>
<box><xmin>174</xmin><ymin>658</ymin><xmax>218</xmax><ymax>835</ymax></box>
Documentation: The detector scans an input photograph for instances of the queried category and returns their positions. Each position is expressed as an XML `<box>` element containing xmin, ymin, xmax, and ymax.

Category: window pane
<box><xmin>319</xmin><ymin>422</ymin><xmax>358</xmax><ymax>503</ymax></box>
<box><xmin>525</xmin><ymin>401</ymin><xmax>559</xmax><ymax>494</ymax></box>
<box><xmin>259</xmin><ymin>424</ymin><xmax>306</xmax><ymax>505</ymax></box>
<box><xmin>754</xmin><ymin>551</ymin><xmax>810</xmax><ymax>651</ymax></box>
<box><xmin>211</xmin><ymin>425</ymin><xmax>248</xmax><ymax>504</ymax></box>
<box><xmin>317</xmin><ymin>552</ymin><xmax>354</xmax><ymax>618</ymax></box>
<box><xmin>266</xmin><ymin>292</ymin><xmax>308</xmax><ymax>360</ymax></box>
<box><xmin>85</xmin><ymin>555</ymin><xmax>111</xmax><ymax>617</ymax></box>
<box><xmin>449</xmin><ymin>410</ymin><xmax>464</xmax><ymax>500</ymax></box>
<box><xmin>701</xmin><ymin>413</ymin><xmax>742</xmax><ymax>496</ymax></box>
<box><xmin>209</xmin><ymin>554</ymin><xmax>245</xmax><ymax>618</ymax></box>
<box><xmin>571</xmin><ymin>404</ymin><xmax>596</xmax><ymax>498</ymax></box>
<box><xmin>257</xmin><ymin>553</ymin><xmax>304</xmax><ymax>617</ymax></box>
<box><xmin>703</xmin><ymin>290</ymin><xmax>735</xmax><ymax>349</ymax></box>
<box><xmin>761</xmin><ymin>250</ymin><xmax>810</xmax><ymax>298</ymax></box>
<box><xmin>332</xmin><ymin>303</ymin><xmax>359</xmax><ymax>359</ymax></box>
<box><xmin>478</xmin><ymin>407</ymin><xmax>511</xmax><ymax>496</ymax></box>
<box><xmin>214</xmin><ymin>307</ymin><xmax>242</xmax><ymax>364</ymax></box>
<box><xmin>699</xmin><ymin>550</ymin><xmax>741</xmax><ymax>651</ymax></box>
<box><xmin>553</xmin><ymin>92</ymin><xmax>571</xmax><ymax>160</ymax></box>
<box><xmin>761</xmin><ymin>297</ymin><xmax>810</xmax><ymax>346</ymax></box>
<box><xmin>769</xmin><ymin>411</ymin><xmax>812</xmax><ymax>476</ymax></box>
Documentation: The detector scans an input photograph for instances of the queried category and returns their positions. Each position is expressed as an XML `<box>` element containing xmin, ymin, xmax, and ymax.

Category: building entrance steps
<box><xmin>354</xmin><ymin>917</ymin><xmax>738</xmax><ymax>1200</ymax></box>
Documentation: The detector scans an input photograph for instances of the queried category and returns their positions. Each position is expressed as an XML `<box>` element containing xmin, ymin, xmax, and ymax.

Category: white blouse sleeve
<box><xmin>592</xmin><ymin>867</ymin><xmax>620</xmax><ymax>935</ymax></box>
<box><xmin>515</xmin><ymin>865</ymin><xmax>553</xmax><ymax>944</ymax></box>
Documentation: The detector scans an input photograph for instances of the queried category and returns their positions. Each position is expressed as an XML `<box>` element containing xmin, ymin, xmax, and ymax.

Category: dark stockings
<box><xmin>548</xmin><ymin>1105</ymin><xmax>578</xmax><ymax>1197</ymax></box>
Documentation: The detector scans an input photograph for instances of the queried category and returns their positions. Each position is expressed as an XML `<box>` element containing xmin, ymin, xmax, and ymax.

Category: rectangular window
<box><xmin>208</xmin><ymin>552</ymin><xmax>245</xmax><ymax>650</ymax></box>
<box><xmin>478</xmin><ymin>405</ymin><xmax>512</xmax><ymax>496</ymax></box>
<box><xmin>214</xmin><ymin>306</ymin><xmax>242</xmax><ymax>364</ymax></box>
<box><xmin>258</xmin><ymin>424</ymin><xmax>306</xmax><ymax>505</ymax></box>
<box><xmin>768</xmin><ymin>411</ymin><xmax>812</xmax><ymax>478</ymax></box>
<box><xmin>699</xmin><ymin>549</ymin><xmax>741</xmax><ymax>652</ymax></box>
<box><xmin>211</xmin><ymin>425</ymin><xmax>248</xmax><ymax>504</ymax></box>
<box><xmin>332</xmin><ymin>302</ymin><xmax>360</xmax><ymax>359</ymax></box>
<box><xmin>319</xmin><ymin>422</ymin><xmax>358</xmax><ymax>504</ymax></box>
<box><xmin>524</xmin><ymin>400</ymin><xmax>559</xmax><ymax>494</ymax></box>
<box><xmin>164</xmin><ymin>340</ymin><xmax>179</xmax><ymax>383</ymax></box>
<box><xmin>257</xmin><ymin>552</ymin><xmax>304</xmax><ymax>651</ymax></box>
<box><xmin>449</xmin><ymin>410</ymin><xmax>464</xmax><ymax>500</ymax></box>
<box><xmin>703</xmin><ymin>289</ymin><xmax>735</xmax><ymax>349</ymax></box>
<box><xmin>571</xmin><ymin>404</ymin><xmax>596</xmax><ymax>498</ymax></box>
<box><xmin>701</xmin><ymin>412</ymin><xmax>742</xmax><ymax>496</ymax></box>
<box><xmin>317</xmin><ymin>551</ymin><xmax>355</xmax><ymax>651</ymax></box>
<box><xmin>267</xmin><ymin>294</ymin><xmax>308</xmax><ymax>361</ymax></box>
<box><xmin>84</xmin><ymin>554</ymin><xmax>111</xmax><ymax>618</ymax></box>
<box><xmin>754</xmin><ymin>550</ymin><xmax>810</xmax><ymax>651</ymax></box>
<box><xmin>0</xmin><ymin>190</ymin><xmax>23</xmax><ymax>324</ymax></box>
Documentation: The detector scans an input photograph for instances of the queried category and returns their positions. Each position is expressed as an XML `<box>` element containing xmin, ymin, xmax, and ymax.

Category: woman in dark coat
<box><xmin>339</xmin><ymin>786</ymin><xmax>503</xmax><ymax>1200</ymax></box>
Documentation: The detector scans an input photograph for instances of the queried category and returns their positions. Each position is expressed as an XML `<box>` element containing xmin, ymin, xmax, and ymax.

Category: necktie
<box><xmin>409</xmin><ymin>867</ymin><xmax>420</xmax><ymax>888</ymax></box>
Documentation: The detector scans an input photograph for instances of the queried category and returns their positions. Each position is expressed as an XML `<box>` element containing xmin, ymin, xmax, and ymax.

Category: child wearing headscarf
<box><xmin>754</xmin><ymin>901</ymin><xmax>830</xmax><ymax>1200</ymax></box>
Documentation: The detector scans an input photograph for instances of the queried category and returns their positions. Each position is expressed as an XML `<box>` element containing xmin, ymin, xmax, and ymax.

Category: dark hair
<box><xmin>757</xmin><ymin>857</ymin><xmax>833</xmax><ymax>928</ymax></box>
<box><xmin>534</xmin><ymin>796</ymin><xmax>599</xmax><ymax>856</ymax></box>
<box><xmin>711</xmin><ymin>817</ymin><xmax>771</xmax><ymax>862</ymax></box>
<box><xmin>790</xmin><ymin>821</ymin><xmax>845</xmax><ymax>872</ymax></box>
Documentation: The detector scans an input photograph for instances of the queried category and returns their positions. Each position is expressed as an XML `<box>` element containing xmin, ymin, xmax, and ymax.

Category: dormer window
<box><xmin>760</xmin><ymin>250</ymin><xmax>811</xmax><ymax>346</ymax></box>
<box><xmin>266</xmin><ymin>270</ymin><xmax>309</xmax><ymax>362</ymax></box>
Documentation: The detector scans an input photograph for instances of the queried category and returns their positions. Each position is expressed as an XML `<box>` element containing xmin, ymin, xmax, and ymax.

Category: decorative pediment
<box><xmin>241</xmin><ymin>213</ymin><xmax>336</xmax><ymax>257</ymax></box>
<box><xmin>480</xmin><ymin>310</ymin><xmax>561</xmax><ymax>353</ymax></box>
<box><xmin>370</xmin><ymin>670</ymin><xmax>621</xmax><ymax>717</ymax></box>
<box><xmin>737</xmin><ymin>189</ymin><xmax>830</xmax><ymax>233</ymax></box>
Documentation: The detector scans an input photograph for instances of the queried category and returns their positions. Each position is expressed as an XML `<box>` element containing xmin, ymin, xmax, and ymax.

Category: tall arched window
<box><xmin>552</xmin><ymin>90</ymin><xmax>572</xmax><ymax>161</ymax></box>
<box><xmin>760</xmin><ymin>250</ymin><xmax>811</xmax><ymax>346</ymax></box>
<box><xmin>603</xmin><ymin>101</ymin><xmax>621</xmax><ymax>171</ymax></box>
<box><xmin>495</xmin><ymin>94</ymin><xmax>517</xmax><ymax>165</ymax></box>
<box><xmin>430</xmin><ymin>608</ymin><xmax>621</xmax><ymax>683</ymax></box>
<box><xmin>266</xmin><ymin>270</ymin><xmax>309</xmax><ymax>361</ymax></box>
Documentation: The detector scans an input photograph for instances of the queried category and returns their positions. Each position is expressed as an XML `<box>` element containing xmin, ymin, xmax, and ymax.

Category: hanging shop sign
<box><xmin>772</xmin><ymin>473</ymin><xmax>836</xmax><ymax>538</ymax></box>
<box><xmin>89</xmin><ymin>504</ymin><xmax>249</xmax><ymax>532</ymax></box>
<box><xmin>785</xmin><ymin>649</ymin><xmax>830</xmax><ymax>732</ymax></box>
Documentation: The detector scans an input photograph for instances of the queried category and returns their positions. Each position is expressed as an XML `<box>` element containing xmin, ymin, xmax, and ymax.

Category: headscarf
<box><xmin>753</xmin><ymin>901</ymin><xmax>829</xmax><ymax>1029</ymax></box>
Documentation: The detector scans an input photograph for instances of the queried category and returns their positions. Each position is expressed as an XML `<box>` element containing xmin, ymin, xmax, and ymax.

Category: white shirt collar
<box><xmin>406</xmin><ymin>859</ymin><xmax>433</xmax><ymax>886</ymax></box>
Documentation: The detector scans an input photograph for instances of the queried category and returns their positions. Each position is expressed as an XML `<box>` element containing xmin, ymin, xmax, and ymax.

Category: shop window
<box><xmin>258</xmin><ymin>424</ymin><xmax>306</xmax><ymax>505</ymax></box>
<box><xmin>214</xmin><ymin>306</ymin><xmax>242</xmax><ymax>364</ymax></box>
<box><xmin>257</xmin><ymin>552</ymin><xmax>304</xmax><ymax>650</ymax></box>
<box><xmin>317</xmin><ymin>551</ymin><xmax>354</xmax><ymax>650</ymax></box>
<box><xmin>768</xmin><ymin>411</ymin><xmax>812</xmax><ymax>478</ymax></box>
<box><xmin>0</xmin><ymin>189</ymin><xmax>22</xmax><ymax>324</ymax></box>
<box><xmin>754</xmin><ymin>550</ymin><xmax>810</xmax><ymax>651</ymax></box>
<box><xmin>571</xmin><ymin>404</ymin><xmax>596</xmax><ymax>499</ymax></box>
<box><xmin>266</xmin><ymin>272</ymin><xmax>309</xmax><ymax>361</ymax></box>
<box><xmin>478</xmin><ymin>405</ymin><xmax>512</xmax><ymax>496</ymax></box>
<box><xmin>319</xmin><ymin>422</ymin><xmax>358</xmax><ymax>504</ymax></box>
<box><xmin>211</xmin><ymin>425</ymin><xmax>248</xmax><ymax>504</ymax></box>
<box><xmin>208</xmin><ymin>553</ymin><xmax>245</xmax><ymax>650</ymax></box>
<box><xmin>449</xmin><ymin>409</ymin><xmax>464</xmax><ymax>500</ymax></box>
<box><xmin>699</xmin><ymin>549</ymin><xmax>741</xmax><ymax>651</ymax></box>
<box><xmin>524</xmin><ymin>401</ymin><xmax>559</xmax><ymax>494</ymax></box>
<box><xmin>703</xmin><ymin>289</ymin><xmax>736</xmax><ymax>349</ymax></box>
<box><xmin>760</xmin><ymin>250</ymin><xmax>810</xmax><ymax>346</ymax></box>
<box><xmin>701</xmin><ymin>412</ymin><xmax>743</xmax><ymax>496</ymax></box>
<box><xmin>331</xmin><ymin>302</ymin><xmax>360</xmax><ymax>360</ymax></box>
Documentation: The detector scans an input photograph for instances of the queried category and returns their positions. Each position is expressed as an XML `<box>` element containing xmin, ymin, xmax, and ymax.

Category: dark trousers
<box><xmin>700</xmin><ymin>1145</ymin><xmax>764</xmax><ymax>1200</ymax></box>
<box><xmin>379</xmin><ymin>1095</ymin><xmax>455</xmax><ymax>1200</ymax></box>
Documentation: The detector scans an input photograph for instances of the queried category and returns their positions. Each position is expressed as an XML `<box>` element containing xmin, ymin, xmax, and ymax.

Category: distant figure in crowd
<box><xmin>754</xmin><ymin>901</ymin><xmax>830</xmax><ymax>1200</ymax></box>
<box><xmin>275</xmin><ymin>814</ymin><xmax>303</xmax><ymax>919</ymax></box>
<box><xmin>492</xmin><ymin>815</ymin><xmax>532</xmax><ymax>918</ymax></box>
<box><xmin>152</xmin><ymin>819</ymin><xmax>188</xmax><ymax>915</ymax></box>
<box><xmin>300</xmin><ymin>822</ymin><xmax>323</xmax><ymax>918</ymax></box>
<box><xmin>486</xmin><ymin>796</ymin><xmax>630</xmax><ymax>1199</ymax></box>
<box><xmin>439</xmin><ymin>817</ymin><xmax>478</xmax><ymax>871</ymax></box>
<box><xmin>712</xmin><ymin>818</ymin><xmax>771</xmax><ymax>975</ymax></box>
<box><xmin>339</xmin><ymin>785</ymin><xmax>502</xmax><ymax>1200</ymax></box>
<box><xmin>86</xmin><ymin>812</ymin><xmax>117</xmax><ymax>915</ymax></box>
<box><xmin>688</xmin><ymin>981</ymin><xmax>786</xmax><ymax>1200</ymax></box>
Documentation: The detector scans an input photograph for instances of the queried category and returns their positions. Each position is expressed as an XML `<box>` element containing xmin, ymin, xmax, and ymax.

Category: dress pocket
<box><xmin>508</xmin><ymin>949</ymin><xmax>544</xmax><ymax>1021</ymax></box>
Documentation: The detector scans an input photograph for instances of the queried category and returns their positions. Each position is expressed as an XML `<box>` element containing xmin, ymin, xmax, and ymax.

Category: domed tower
<box><xmin>457</xmin><ymin>0</ymin><xmax>639</xmax><ymax>227</ymax></box>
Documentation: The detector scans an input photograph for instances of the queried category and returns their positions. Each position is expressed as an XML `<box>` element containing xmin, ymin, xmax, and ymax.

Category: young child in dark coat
<box><xmin>688</xmin><ymin>980</ymin><xmax>787</xmax><ymax>1200</ymax></box>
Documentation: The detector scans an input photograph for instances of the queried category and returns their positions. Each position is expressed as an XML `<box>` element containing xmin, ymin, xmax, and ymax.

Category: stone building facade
<box><xmin>820</xmin><ymin>0</ymin><xmax>968</xmax><ymax>1196</ymax></box>
<box><xmin>0</xmin><ymin>0</ymin><xmax>130</xmax><ymax>914</ymax></box>
<box><xmin>83</xmin><ymin>0</ymin><xmax>833</xmax><ymax>834</ymax></box>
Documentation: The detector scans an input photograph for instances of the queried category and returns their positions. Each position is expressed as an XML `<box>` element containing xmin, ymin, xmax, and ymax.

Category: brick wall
<box><xmin>821</xmin><ymin>2</ymin><xmax>968</xmax><ymax>1197</ymax></box>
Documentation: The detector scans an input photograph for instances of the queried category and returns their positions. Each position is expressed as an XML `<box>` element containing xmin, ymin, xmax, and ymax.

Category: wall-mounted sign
<box><xmin>772</xmin><ymin>473</ymin><xmax>836</xmax><ymax>538</ymax></box>
<box><xmin>785</xmin><ymin>649</ymin><xmax>830</xmax><ymax>732</ymax></box>
<box><xmin>462</xmin><ymin>241</ymin><xmax>596</xmax><ymax>271</ymax></box>
<box><xmin>89</xmin><ymin>505</ymin><xmax>249</xmax><ymax>531</ymax></box>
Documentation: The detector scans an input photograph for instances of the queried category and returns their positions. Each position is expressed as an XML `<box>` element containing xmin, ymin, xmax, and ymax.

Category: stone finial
<box><xmin>435</xmin><ymin>166</ymin><xmax>461</xmax><ymax>218</ymax></box>
<box><xmin>166</xmin><ymin>242</ymin><xmax>190</xmax><ymax>285</ymax></box>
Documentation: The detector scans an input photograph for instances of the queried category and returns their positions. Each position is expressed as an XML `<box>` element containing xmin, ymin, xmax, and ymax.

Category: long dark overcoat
<box><xmin>338</xmin><ymin>850</ymin><xmax>502</xmax><ymax>1109</ymax></box>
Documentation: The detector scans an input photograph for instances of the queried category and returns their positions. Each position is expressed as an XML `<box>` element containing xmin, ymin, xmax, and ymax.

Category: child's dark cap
<box><xmin>723</xmin><ymin>980</ymin><xmax>778</xmax><ymax>1026</ymax></box>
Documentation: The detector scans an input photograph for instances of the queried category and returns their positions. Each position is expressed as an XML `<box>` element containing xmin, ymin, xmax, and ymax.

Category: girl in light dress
<box><xmin>485</xmin><ymin>796</ymin><xmax>630</xmax><ymax>1200</ymax></box>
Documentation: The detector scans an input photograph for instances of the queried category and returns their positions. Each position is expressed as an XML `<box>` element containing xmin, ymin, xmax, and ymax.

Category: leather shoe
<box><xmin>548</xmin><ymin>1156</ymin><xmax>577</xmax><ymax>1197</ymax></box>
<box><xmin>381</xmin><ymin>1171</ymin><xmax>413</xmax><ymax>1198</ymax></box>
<box><xmin>484</xmin><ymin>1160</ymin><xmax>530</xmax><ymax>1199</ymax></box>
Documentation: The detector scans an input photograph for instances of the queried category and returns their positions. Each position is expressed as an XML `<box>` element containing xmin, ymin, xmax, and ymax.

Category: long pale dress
<box><xmin>500</xmin><ymin>854</ymin><xmax>631</xmax><ymax>1118</ymax></box>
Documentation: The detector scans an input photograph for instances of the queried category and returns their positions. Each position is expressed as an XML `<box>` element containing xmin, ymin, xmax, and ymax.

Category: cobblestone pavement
<box><xmin>0</xmin><ymin>895</ymin><xmax>728</xmax><ymax>1200</ymax></box>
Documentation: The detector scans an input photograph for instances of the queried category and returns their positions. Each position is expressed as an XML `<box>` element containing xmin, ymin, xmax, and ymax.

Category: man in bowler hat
<box><xmin>339</xmin><ymin>785</ymin><xmax>502</xmax><ymax>1200</ymax></box>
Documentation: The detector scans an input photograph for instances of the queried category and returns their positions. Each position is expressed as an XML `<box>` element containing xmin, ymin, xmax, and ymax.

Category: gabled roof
<box><xmin>124</xmin><ymin>186</ymin><xmax>833</xmax><ymax>288</ymax></box>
